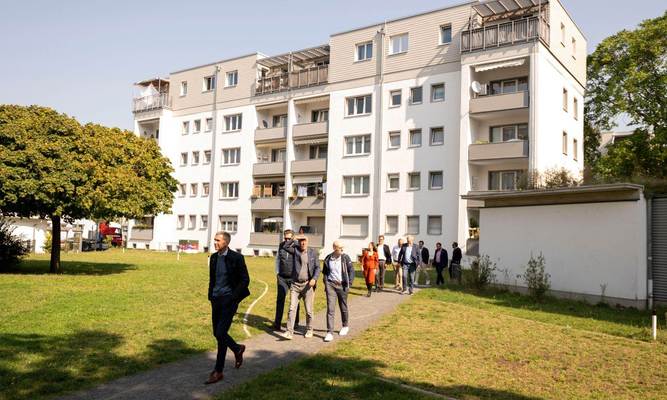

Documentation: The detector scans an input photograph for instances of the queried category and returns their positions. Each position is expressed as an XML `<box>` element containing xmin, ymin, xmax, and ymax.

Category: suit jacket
<box><xmin>420</xmin><ymin>247</ymin><xmax>430</xmax><ymax>264</ymax></box>
<box><xmin>380</xmin><ymin>244</ymin><xmax>392</xmax><ymax>261</ymax></box>
<box><xmin>282</xmin><ymin>241</ymin><xmax>321</xmax><ymax>282</ymax></box>
<box><xmin>322</xmin><ymin>252</ymin><xmax>355</xmax><ymax>291</ymax></box>
<box><xmin>397</xmin><ymin>243</ymin><xmax>421</xmax><ymax>267</ymax></box>
<box><xmin>432</xmin><ymin>248</ymin><xmax>448</xmax><ymax>269</ymax></box>
<box><xmin>452</xmin><ymin>247</ymin><xmax>463</xmax><ymax>264</ymax></box>
<box><xmin>208</xmin><ymin>249</ymin><xmax>251</xmax><ymax>303</ymax></box>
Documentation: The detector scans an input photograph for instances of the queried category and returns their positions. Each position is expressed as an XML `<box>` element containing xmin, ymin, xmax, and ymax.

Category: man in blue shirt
<box><xmin>397</xmin><ymin>235</ymin><xmax>421</xmax><ymax>295</ymax></box>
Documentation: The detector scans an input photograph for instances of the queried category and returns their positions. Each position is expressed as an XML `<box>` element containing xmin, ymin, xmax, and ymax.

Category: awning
<box><xmin>473</xmin><ymin>0</ymin><xmax>547</xmax><ymax>18</ymax></box>
<box><xmin>475</xmin><ymin>58</ymin><xmax>525</xmax><ymax>72</ymax></box>
<box><xmin>294</xmin><ymin>137</ymin><xmax>328</xmax><ymax>146</ymax></box>
<box><xmin>257</xmin><ymin>44</ymin><xmax>330</xmax><ymax>68</ymax></box>
<box><xmin>292</xmin><ymin>176</ymin><xmax>323</xmax><ymax>184</ymax></box>
<box><xmin>262</xmin><ymin>217</ymin><xmax>283</xmax><ymax>223</ymax></box>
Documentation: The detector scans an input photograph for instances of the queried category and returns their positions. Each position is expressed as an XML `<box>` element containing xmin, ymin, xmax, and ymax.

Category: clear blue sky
<box><xmin>0</xmin><ymin>0</ymin><xmax>663</xmax><ymax>130</ymax></box>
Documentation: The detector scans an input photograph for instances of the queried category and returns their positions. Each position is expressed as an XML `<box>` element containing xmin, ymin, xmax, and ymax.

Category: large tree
<box><xmin>0</xmin><ymin>105</ymin><xmax>177</xmax><ymax>272</ymax></box>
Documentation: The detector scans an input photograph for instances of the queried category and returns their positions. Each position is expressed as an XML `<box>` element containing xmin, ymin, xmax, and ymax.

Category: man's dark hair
<box><xmin>283</xmin><ymin>229</ymin><xmax>293</xmax><ymax>235</ymax></box>
<box><xmin>419</xmin><ymin>240</ymin><xmax>424</xmax><ymax>245</ymax></box>
<box><xmin>453</xmin><ymin>242</ymin><xmax>458</xmax><ymax>247</ymax></box>
<box><xmin>436</xmin><ymin>242</ymin><xmax>442</xmax><ymax>246</ymax></box>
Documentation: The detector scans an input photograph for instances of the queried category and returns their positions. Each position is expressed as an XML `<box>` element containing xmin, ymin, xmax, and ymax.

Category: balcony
<box><xmin>469</xmin><ymin>140</ymin><xmax>529</xmax><ymax>163</ymax></box>
<box><xmin>304</xmin><ymin>234</ymin><xmax>324</xmax><ymax>248</ymax></box>
<box><xmin>290</xmin><ymin>196</ymin><xmax>326</xmax><ymax>211</ymax></box>
<box><xmin>251</xmin><ymin>197</ymin><xmax>284</xmax><ymax>211</ymax></box>
<box><xmin>255</xmin><ymin>126</ymin><xmax>287</xmax><ymax>144</ymax></box>
<box><xmin>249</xmin><ymin>232</ymin><xmax>281</xmax><ymax>247</ymax></box>
<box><xmin>252</xmin><ymin>162</ymin><xmax>285</xmax><ymax>177</ymax></box>
<box><xmin>130</xmin><ymin>227</ymin><xmax>153</xmax><ymax>241</ymax></box>
<box><xmin>133</xmin><ymin>93</ymin><xmax>170</xmax><ymax>113</ymax></box>
<box><xmin>293</xmin><ymin>121</ymin><xmax>328</xmax><ymax>140</ymax></box>
<box><xmin>470</xmin><ymin>91</ymin><xmax>528</xmax><ymax>114</ymax></box>
<box><xmin>461</xmin><ymin>16</ymin><xmax>550</xmax><ymax>53</ymax></box>
<box><xmin>255</xmin><ymin>65</ymin><xmax>328</xmax><ymax>96</ymax></box>
<box><xmin>291</xmin><ymin>159</ymin><xmax>326</xmax><ymax>175</ymax></box>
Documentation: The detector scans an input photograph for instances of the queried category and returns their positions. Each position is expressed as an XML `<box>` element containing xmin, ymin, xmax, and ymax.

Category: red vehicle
<box><xmin>99</xmin><ymin>221</ymin><xmax>123</xmax><ymax>247</ymax></box>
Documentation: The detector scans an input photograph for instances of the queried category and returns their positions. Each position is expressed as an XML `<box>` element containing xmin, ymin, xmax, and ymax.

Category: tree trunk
<box><xmin>50</xmin><ymin>215</ymin><xmax>61</xmax><ymax>273</ymax></box>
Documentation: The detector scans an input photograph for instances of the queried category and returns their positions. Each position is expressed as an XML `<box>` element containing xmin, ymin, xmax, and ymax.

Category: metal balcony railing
<box><xmin>255</xmin><ymin>65</ymin><xmax>328</xmax><ymax>96</ymax></box>
<box><xmin>132</xmin><ymin>93</ymin><xmax>170</xmax><ymax>113</ymax></box>
<box><xmin>461</xmin><ymin>16</ymin><xmax>550</xmax><ymax>53</ymax></box>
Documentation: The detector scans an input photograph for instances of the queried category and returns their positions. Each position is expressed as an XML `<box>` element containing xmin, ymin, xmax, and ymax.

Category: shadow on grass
<box><xmin>3</xmin><ymin>259</ymin><xmax>135</xmax><ymax>275</ymax></box>
<box><xmin>0</xmin><ymin>330</ymin><xmax>199</xmax><ymax>400</ymax></box>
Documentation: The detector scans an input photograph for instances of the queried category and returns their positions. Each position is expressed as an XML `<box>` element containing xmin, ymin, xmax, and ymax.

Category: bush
<box><xmin>466</xmin><ymin>254</ymin><xmax>496</xmax><ymax>290</ymax></box>
<box><xmin>517</xmin><ymin>168</ymin><xmax>581</xmax><ymax>190</ymax></box>
<box><xmin>43</xmin><ymin>231</ymin><xmax>52</xmax><ymax>253</ymax></box>
<box><xmin>0</xmin><ymin>218</ymin><xmax>29</xmax><ymax>271</ymax></box>
<box><xmin>522</xmin><ymin>253</ymin><xmax>550</xmax><ymax>301</ymax></box>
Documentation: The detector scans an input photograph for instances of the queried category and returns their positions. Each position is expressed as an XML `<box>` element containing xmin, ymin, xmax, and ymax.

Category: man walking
<box><xmin>205</xmin><ymin>231</ymin><xmax>250</xmax><ymax>385</ymax></box>
<box><xmin>375</xmin><ymin>235</ymin><xmax>391</xmax><ymax>292</ymax></box>
<box><xmin>322</xmin><ymin>240</ymin><xmax>355</xmax><ymax>342</ymax></box>
<box><xmin>392</xmin><ymin>238</ymin><xmax>404</xmax><ymax>291</ymax></box>
<box><xmin>398</xmin><ymin>235</ymin><xmax>420</xmax><ymax>295</ymax></box>
<box><xmin>273</xmin><ymin>229</ymin><xmax>299</xmax><ymax>331</ymax></box>
<box><xmin>416</xmin><ymin>240</ymin><xmax>431</xmax><ymax>286</ymax></box>
<box><xmin>283</xmin><ymin>235</ymin><xmax>320</xmax><ymax>340</ymax></box>
<box><xmin>432</xmin><ymin>242</ymin><xmax>448</xmax><ymax>286</ymax></box>
<box><xmin>451</xmin><ymin>241</ymin><xmax>463</xmax><ymax>283</ymax></box>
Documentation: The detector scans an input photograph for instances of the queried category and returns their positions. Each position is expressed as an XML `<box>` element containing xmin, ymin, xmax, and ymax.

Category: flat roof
<box><xmin>169</xmin><ymin>52</ymin><xmax>260</xmax><ymax>75</ymax></box>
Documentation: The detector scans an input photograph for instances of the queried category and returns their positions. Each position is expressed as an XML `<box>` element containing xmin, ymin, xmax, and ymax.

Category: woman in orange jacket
<box><xmin>361</xmin><ymin>242</ymin><xmax>379</xmax><ymax>297</ymax></box>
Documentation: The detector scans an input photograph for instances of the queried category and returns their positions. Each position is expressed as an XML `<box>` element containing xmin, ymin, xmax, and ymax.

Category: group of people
<box><xmin>203</xmin><ymin>229</ymin><xmax>463</xmax><ymax>384</ymax></box>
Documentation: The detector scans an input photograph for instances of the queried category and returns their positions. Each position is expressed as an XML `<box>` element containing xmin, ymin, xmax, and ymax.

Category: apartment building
<box><xmin>129</xmin><ymin>0</ymin><xmax>586</xmax><ymax>257</ymax></box>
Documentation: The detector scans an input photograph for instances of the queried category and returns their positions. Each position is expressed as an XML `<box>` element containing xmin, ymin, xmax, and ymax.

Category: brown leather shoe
<box><xmin>204</xmin><ymin>370</ymin><xmax>224</xmax><ymax>385</ymax></box>
<box><xmin>234</xmin><ymin>344</ymin><xmax>246</xmax><ymax>369</ymax></box>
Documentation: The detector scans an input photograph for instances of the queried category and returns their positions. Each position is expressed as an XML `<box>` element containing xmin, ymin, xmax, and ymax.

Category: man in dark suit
<box><xmin>282</xmin><ymin>235</ymin><xmax>320</xmax><ymax>340</ymax></box>
<box><xmin>397</xmin><ymin>235</ymin><xmax>420</xmax><ymax>295</ymax></box>
<box><xmin>451</xmin><ymin>241</ymin><xmax>463</xmax><ymax>283</ymax></box>
<box><xmin>417</xmin><ymin>240</ymin><xmax>431</xmax><ymax>286</ymax></box>
<box><xmin>272</xmin><ymin>229</ymin><xmax>299</xmax><ymax>331</ymax></box>
<box><xmin>205</xmin><ymin>231</ymin><xmax>250</xmax><ymax>385</ymax></box>
<box><xmin>432</xmin><ymin>242</ymin><xmax>448</xmax><ymax>286</ymax></box>
<box><xmin>375</xmin><ymin>235</ymin><xmax>392</xmax><ymax>292</ymax></box>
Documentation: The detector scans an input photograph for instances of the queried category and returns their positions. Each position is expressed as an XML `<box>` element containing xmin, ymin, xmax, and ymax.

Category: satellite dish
<box><xmin>471</xmin><ymin>81</ymin><xmax>482</xmax><ymax>94</ymax></box>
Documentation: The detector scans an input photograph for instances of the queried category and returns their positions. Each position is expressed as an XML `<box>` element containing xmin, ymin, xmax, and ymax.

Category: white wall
<box><xmin>479</xmin><ymin>199</ymin><xmax>647</xmax><ymax>307</ymax></box>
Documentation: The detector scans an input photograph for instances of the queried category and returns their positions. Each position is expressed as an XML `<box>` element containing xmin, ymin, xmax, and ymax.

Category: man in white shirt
<box><xmin>391</xmin><ymin>238</ymin><xmax>404</xmax><ymax>291</ymax></box>
<box><xmin>375</xmin><ymin>235</ymin><xmax>392</xmax><ymax>292</ymax></box>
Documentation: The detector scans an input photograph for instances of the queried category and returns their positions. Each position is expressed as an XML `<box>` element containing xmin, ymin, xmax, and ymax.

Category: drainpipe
<box><xmin>370</xmin><ymin>22</ymin><xmax>387</xmax><ymax>242</ymax></box>
<box><xmin>647</xmin><ymin>196</ymin><xmax>653</xmax><ymax>310</ymax></box>
<box><xmin>206</xmin><ymin>65</ymin><xmax>221</xmax><ymax>252</ymax></box>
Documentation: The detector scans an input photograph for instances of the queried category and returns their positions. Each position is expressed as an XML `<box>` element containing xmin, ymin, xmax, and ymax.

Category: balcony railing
<box><xmin>249</xmin><ymin>232</ymin><xmax>281</xmax><ymax>247</ymax></box>
<box><xmin>461</xmin><ymin>16</ymin><xmax>549</xmax><ymax>53</ymax></box>
<box><xmin>290</xmin><ymin>196</ymin><xmax>326</xmax><ymax>211</ymax></box>
<box><xmin>291</xmin><ymin>159</ymin><xmax>327</xmax><ymax>175</ymax></box>
<box><xmin>130</xmin><ymin>228</ymin><xmax>154</xmax><ymax>241</ymax></box>
<box><xmin>470</xmin><ymin>91</ymin><xmax>529</xmax><ymax>114</ymax></box>
<box><xmin>293</xmin><ymin>121</ymin><xmax>329</xmax><ymax>140</ymax></box>
<box><xmin>255</xmin><ymin>65</ymin><xmax>328</xmax><ymax>96</ymax></box>
<box><xmin>251</xmin><ymin>196</ymin><xmax>284</xmax><ymax>211</ymax></box>
<box><xmin>252</xmin><ymin>162</ymin><xmax>286</xmax><ymax>177</ymax></box>
<box><xmin>255</xmin><ymin>126</ymin><xmax>287</xmax><ymax>143</ymax></box>
<box><xmin>132</xmin><ymin>93</ymin><xmax>170</xmax><ymax>113</ymax></box>
<box><xmin>469</xmin><ymin>140</ymin><xmax>529</xmax><ymax>162</ymax></box>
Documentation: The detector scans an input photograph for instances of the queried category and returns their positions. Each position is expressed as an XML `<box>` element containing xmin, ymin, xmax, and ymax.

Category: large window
<box><xmin>346</xmin><ymin>95</ymin><xmax>372</xmax><ymax>116</ymax></box>
<box><xmin>385</xmin><ymin>216</ymin><xmax>398</xmax><ymax>234</ymax></box>
<box><xmin>341</xmin><ymin>216</ymin><xmax>369</xmax><ymax>238</ymax></box>
<box><xmin>406</xmin><ymin>216</ymin><xmax>419</xmax><ymax>235</ymax></box>
<box><xmin>390</xmin><ymin>90</ymin><xmax>402</xmax><ymax>107</ymax></box>
<box><xmin>177</xmin><ymin>215</ymin><xmax>185</xmax><ymax>230</ymax></box>
<box><xmin>220</xmin><ymin>182</ymin><xmax>239</xmax><ymax>199</ymax></box>
<box><xmin>271</xmin><ymin>148</ymin><xmax>287</xmax><ymax>162</ymax></box>
<box><xmin>387</xmin><ymin>173</ymin><xmax>399</xmax><ymax>191</ymax></box>
<box><xmin>489</xmin><ymin>170</ymin><xmax>522</xmax><ymax>190</ymax></box>
<box><xmin>409</xmin><ymin>129</ymin><xmax>422</xmax><ymax>147</ymax></box>
<box><xmin>309</xmin><ymin>144</ymin><xmax>328</xmax><ymax>159</ymax></box>
<box><xmin>408</xmin><ymin>172</ymin><xmax>421</xmax><ymax>190</ymax></box>
<box><xmin>390</xmin><ymin>33</ymin><xmax>409</xmax><ymax>55</ymax></box>
<box><xmin>431</xmin><ymin>83</ymin><xmax>445</xmax><ymax>102</ymax></box>
<box><xmin>356</xmin><ymin>41</ymin><xmax>373</xmax><ymax>61</ymax></box>
<box><xmin>388</xmin><ymin>131</ymin><xmax>401</xmax><ymax>149</ymax></box>
<box><xmin>429</xmin><ymin>171</ymin><xmax>443</xmax><ymax>190</ymax></box>
<box><xmin>219</xmin><ymin>215</ymin><xmax>238</xmax><ymax>233</ymax></box>
<box><xmin>224</xmin><ymin>114</ymin><xmax>242</xmax><ymax>131</ymax></box>
<box><xmin>410</xmin><ymin>86</ymin><xmax>423</xmax><ymax>104</ymax></box>
<box><xmin>490</xmin><ymin>77</ymin><xmax>528</xmax><ymax>95</ymax></box>
<box><xmin>225</xmin><ymin>70</ymin><xmax>238</xmax><ymax>87</ymax></box>
<box><xmin>345</xmin><ymin>135</ymin><xmax>371</xmax><ymax>156</ymax></box>
<box><xmin>272</xmin><ymin>114</ymin><xmax>288</xmax><ymax>127</ymax></box>
<box><xmin>440</xmin><ymin>24</ymin><xmax>452</xmax><ymax>44</ymax></box>
<box><xmin>222</xmin><ymin>148</ymin><xmax>241</xmax><ymax>165</ymax></box>
<box><xmin>427</xmin><ymin>216</ymin><xmax>442</xmax><ymax>235</ymax></box>
<box><xmin>203</xmin><ymin>75</ymin><xmax>216</xmax><ymax>91</ymax></box>
<box><xmin>430</xmin><ymin>127</ymin><xmax>444</xmax><ymax>145</ymax></box>
<box><xmin>311</xmin><ymin>109</ymin><xmax>329</xmax><ymax>122</ymax></box>
<box><xmin>343</xmin><ymin>175</ymin><xmax>370</xmax><ymax>196</ymax></box>
<box><xmin>490</xmin><ymin>124</ymin><xmax>528</xmax><ymax>143</ymax></box>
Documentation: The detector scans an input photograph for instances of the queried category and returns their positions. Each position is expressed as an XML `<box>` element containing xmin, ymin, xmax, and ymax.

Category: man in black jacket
<box><xmin>375</xmin><ymin>235</ymin><xmax>392</xmax><ymax>292</ymax></box>
<box><xmin>397</xmin><ymin>235</ymin><xmax>420</xmax><ymax>295</ymax></box>
<box><xmin>205</xmin><ymin>231</ymin><xmax>250</xmax><ymax>385</ymax></box>
<box><xmin>451</xmin><ymin>241</ymin><xmax>463</xmax><ymax>283</ymax></box>
<box><xmin>322</xmin><ymin>240</ymin><xmax>355</xmax><ymax>342</ymax></box>
<box><xmin>282</xmin><ymin>235</ymin><xmax>320</xmax><ymax>340</ymax></box>
<box><xmin>272</xmin><ymin>229</ymin><xmax>299</xmax><ymax>331</ymax></box>
<box><xmin>432</xmin><ymin>242</ymin><xmax>448</xmax><ymax>285</ymax></box>
<box><xmin>416</xmin><ymin>241</ymin><xmax>431</xmax><ymax>286</ymax></box>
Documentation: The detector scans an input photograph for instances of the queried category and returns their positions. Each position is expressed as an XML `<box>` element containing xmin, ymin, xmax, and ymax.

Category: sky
<box><xmin>0</xmin><ymin>0</ymin><xmax>663</xmax><ymax>130</ymax></box>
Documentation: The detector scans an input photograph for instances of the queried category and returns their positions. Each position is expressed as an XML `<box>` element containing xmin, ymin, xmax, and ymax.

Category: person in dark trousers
<box><xmin>375</xmin><ymin>235</ymin><xmax>392</xmax><ymax>292</ymax></box>
<box><xmin>416</xmin><ymin>240</ymin><xmax>431</xmax><ymax>286</ymax></box>
<box><xmin>397</xmin><ymin>235</ymin><xmax>420</xmax><ymax>295</ymax></box>
<box><xmin>432</xmin><ymin>242</ymin><xmax>448</xmax><ymax>285</ymax></box>
<box><xmin>322</xmin><ymin>240</ymin><xmax>355</xmax><ymax>342</ymax></box>
<box><xmin>282</xmin><ymin>235</ymin><xmax>320</xmax><ymax>339</ymax></box>
<box><xmin>272</xmin><ymin>229</ymin><xmax>299</xmax><ymax>331</ymax></box>
<box><xmin>205</xmin><ymin>231</ymin><xmax>250</xmax><ymax>385</ymax></box>
<box><xmin>451</xmin><ymin>242</ymin><xmax>463</xmax><ymax>283</ymax></box>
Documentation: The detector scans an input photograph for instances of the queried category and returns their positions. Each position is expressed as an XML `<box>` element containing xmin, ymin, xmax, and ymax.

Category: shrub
<box><xmin>543</xmin><ymin>167</ymin><xmax>581</xmax><ymax>188</ymax></box>
<box><xmin>43</xmin><ymin>231</ymin><xmax>52</xmax><ymax>253</ymax></box>
<box><xmin>522</xmin><ymin>253</ymin><xmax>550</xmax><ymax>301</ymax></box>
<box><xmin>0</xmin><ymin>218</ymin><xmax>29</xmax><ymax>271</ymax></box>
<box><xmin>466</xmin><ymin>254</ymin><xmax>496</xmax><ymax>290</ymax></box>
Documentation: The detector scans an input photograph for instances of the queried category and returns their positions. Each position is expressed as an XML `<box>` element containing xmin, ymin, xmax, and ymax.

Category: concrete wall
<box><xmin>479</xmin><ymin>198</ymin><xmax>647</xmax><ymax>308</ymax></box>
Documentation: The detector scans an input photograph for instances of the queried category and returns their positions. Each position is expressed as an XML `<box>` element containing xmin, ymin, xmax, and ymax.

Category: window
<box><xmin>573</xmin><ymin>138</ymin><xmax>579</xmax><ymax>161</ymax></box>
<box><xmin>560</xmin><ymin>23</ymin><xmax>566</xmax><ymax>45</ymax></box>
<box><xmin>429</xmin><ymin>171</ymin><xmax>443</xmax><ymax>190</ymax></box>
<box><xmin>202</xmin><ymin>182</ymin><xmax>210</xmax><ymax>197</ymax></box>
<box><xmin>440</xmin><ymin>24</ymin><xmax>452</xmax><ymax>44</ymax></box>
<box><xmin>390</xmin><ymin>90</ymin><xmax>402</xmax><ymax>107</ymax></box>
<box><xmin>356</xmin><ymin>41</ymin><xmax>373</xmax><ymax>61</ymax></box>
<box><xmin>224</xmin><ymin>114</ymin><xmax>242</xmax><ymax>131</ymax></box>
<box><xmin>571</xmin><ymin>37</ymin><xmax>577</xmax><ymax>57</ymax></box>
<box><xmin>343</xmin><ymin>175</ymin><xmax>370</xmax><ymax>195</ymax></box>
<box><xmin>345</xmin><ymin>135</ymin><xmax>371</xmax><ymax>156</ymax></box>
<box><xmin>272</xmin><ymin>114</ymin><xmax>288</xmax><ymax>127</ymax></box>
<box><xmin>387</xmin><ymin>173</ymin><xmax>399</xmax><ymax>191</ymax></box>
<box><xmin>408</xmin><ymin>172</ymin><xmax>421</xmax><ymax>190</ymax></box>
<box><xmin>346</xmin><ymin>95</ymin><xmax>372</xmax><ymax>116</ymax></box>
<box><xmin>180</xmin><ymin>81</ymin><xmax>188</xmax><ymax>96</ymax></box>
<box><xmin>390</xmin><ymin>33</ymin><xmax>409</xmax><ymax>55</ymax></box>
<box><xmin>430</xmin><ymin>127</ymin><xmax>444</xmax><ymax>145</ymax></box>
<box><xmin>562</xmin><ymin>88</ymin><xmax>568</xmax><ymax>111</ymax></box>
<box><xmin>409</xmin><ymin>129</ymin><xmax>422</xmax><ymax>147</ymax></box>
<box><xmin>190</xmin><ymin>183</ymin><xmax>198</xmax><ymax>197</ymax></box>
<box><xmin>431</xmin><ymin>83</ymin><xmax>445</xmax><ymax>102</ymax></box>
<box><xmin>271</xmin><ymin>148</ymin><xmax>286</xmax><ymax>162</ymax></box>
<box><xmin>490</xmin><ymin>124</ymin><xmax>528</xmax><ymax>142</ymax></box>
<box><xmin>309</xmin><ymin>144</ymin><xmax>328</xmax><ymax>159</ymax></box>
<box><xmin>180</xmin><ymin>152</ymin><xmax>188</xmax><ymax>166</ymax></box>
<box><xmin>341</xmin><ymin>216</ymin><xmax>369</xmax><ymax>238</ymax></box>
<box><xmin>385</xmin><ymin>216</ymin><xmax>398</xmax><ymax>234</ymax></box>
<box><xmin>219</xmin><ymin>215</ymin><xmax>238</xmax><ymax>233</ymax></box>
<box><xmin>191</xmin><ymin>151</ymin><xmax>200</xmax><ymax>165</ymax></box>
<box><xmin>222</xmin><ymin>148</ymin><xmax>241</xmax><ymax>165</ymax></box>
<box><xmin>427</xmin><ymin>216</ymin><xmax>442</xmax><ymax>235</ymax></box>
<box><xmin>562</xmin><ymin>131</ymin><xmax>568</xmax><ymax>155</ymax></box>
<box><xmin>573</xmin><ymin>98</ymin><xmax>579</xmax><ymax>120</ymax></box>
<box><xmin>220</xmin><ymin>182</ymin><xmax>239</xmax><ymax>199</ymax></box>
<box><xmin>177</xmin><ymin>215</ymin><xmax>185</xmax><ymax>229</ymax></box>
<box><xmin>388</xmin><ymin>131</ymin><xmax>401</xmax><ymax>149</ymax></box>
<box><xmin>203</xmin><ymin>75</ymin><xmax>216</xmax><ymax>91</ymax></box>
<box><xmin>489</xmin><ymin>170</ymin><xmax>521</xmax><ymax>190</ymax></box>
<box><xmin>225</xmin><ymin>70</ymin><xmax>238</xmax><ymax>87</ymax></box>
<box><xmin>188</xmin><ymin>215</ymin><xmax>196</xmax><ymax>230</ymax></box>
<box><xmin>178</xmin><ymin>183</ymin><xmax>186</xmax><ymax>197</ymax></box>
<box><xmin>200</xmin><ymin>215</ymin><xmax>208</xmax><ymax>230</ymax></box>
<box><xmin>489</xmin><ymin>77</ymin><xmax>528</xmax><ymax>95</ymax></box>
<box><xmin>410</xmin><ymin>86</ymin><xmax>423</xmax><ymax>104</ymax></box>
<box><xmin>311</xmin><ymin>109</ymin><xmax>329</xmax><ymax>122</ymax></box>
<box><xmin>205</xmin><ymin>118</ymin><xmax>213</xmax><ymax>132</ymax></box>
<box><xmin>203</xmin><ymin>150</ymin><xmax>211</xmax><ymax>164</ymax></box>
<box><xmin>406</xmin><ymin>216</ymin><xmax>419</xmax><ymax>235</ymax></box>
<box><xmin>193</xmin><ymin>119</ymin><xmax>201</xmax><ymax>133</ymax></box>
<box><xmin>181</xmin><ymin>121</ymin><xmax>189</xmax><ymax>135</ymax></box>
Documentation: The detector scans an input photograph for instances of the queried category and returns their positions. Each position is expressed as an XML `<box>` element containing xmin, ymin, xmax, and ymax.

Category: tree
<box><xmin>0</xmin><ymin>105</ymin><xmax>178</xmax><ymax>273</ymax></box>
